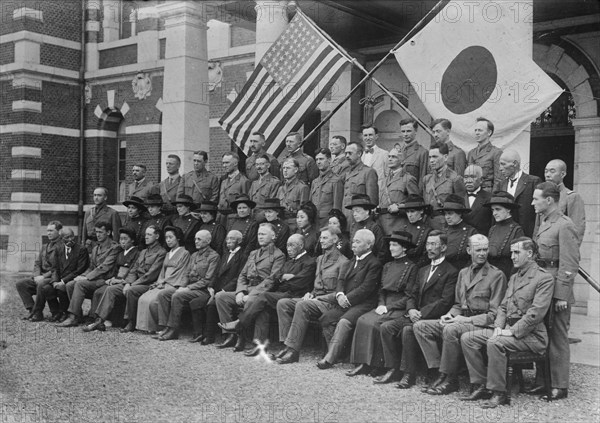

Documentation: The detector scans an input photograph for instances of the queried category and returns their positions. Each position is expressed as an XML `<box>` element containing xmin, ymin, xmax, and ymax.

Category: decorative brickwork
<box><xmin>40</xmin><ymin>44</ymin><xmax>81</xmax><ymax>72</ymax></box>
<box><xmin>42</xmin><ymin>81</ymin><xmax>80</xmax><ymax>128</ymax></box>
<box><xmin>0</xmin><ymin>42</ymin><xmax>15</xmax><ymax>65</ymax></box>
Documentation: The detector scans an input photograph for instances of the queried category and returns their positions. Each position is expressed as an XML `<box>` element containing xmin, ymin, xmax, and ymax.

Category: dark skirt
<box><xmin>349</xmin><ymin>309</ymin><xmax>406</xmax><ymax>367</ymax></box>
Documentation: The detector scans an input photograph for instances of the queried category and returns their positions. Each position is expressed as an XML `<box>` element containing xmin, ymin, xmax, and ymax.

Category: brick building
<box><xmin>1</xmin><ymin>0</ymin><xmax>599</xmax><ymax>315</ymax></box>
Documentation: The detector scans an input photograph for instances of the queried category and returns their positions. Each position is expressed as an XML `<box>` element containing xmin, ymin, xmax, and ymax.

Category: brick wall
<box><xmin>99</xmin><ymin>44</ymin><xmax>137</xmax><ymax>69</ymax></box>
<box><xmin>42</xmin><ymin>81</ymin><xmax>80</xmax><ymax>128</ymax></box>
<box><xmin>123</xmin><ymin>132</ymin><xmax>161</xmax><ymax>187</ymax></box>
<box><xmin>40</xmin><ymin>44</ymin><xmax>81</xmax><ymax>72</ymax></box>
<box><xmin>0</xmin><ymin>42</ymin><xmax>15</xmax><ymax>65</ymax></box>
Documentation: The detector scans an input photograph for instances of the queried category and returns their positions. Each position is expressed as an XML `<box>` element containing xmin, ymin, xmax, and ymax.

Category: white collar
<box><xmin>123</xmin><ymin>246</ymin><xmax>135</xmax><ymax>256</ymax></box>
<box><xmin>356</xmin><ymin>251</ymin><xmax>372</xmax><ymax>261</ymax></box>
<box><xmin>293</xmin><ymin>251</ymin><xmax>307</xmax><ymax>260</ymax></box>
<box><xmin>510</xmin><ymin>170</ymin><xmax>523</xmax><ymax>182</ymax></box>
<box><xmin>229</xmin><ymin>246</ymin><xmax>241</xmax><ymax>255</ymax></box>
<box><xmin>430</xmin><ymin>256</ymin><xmax>445</xmax><ymax>267</ymax></box>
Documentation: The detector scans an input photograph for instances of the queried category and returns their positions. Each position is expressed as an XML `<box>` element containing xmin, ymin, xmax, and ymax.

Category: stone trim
<box><xmin>10</xmin><ymin>193</ymin><xmax>41</xmax><ymax>203</ymax></box>
<box><xmin>11</xmin><ymin>100</ymin><xmax>42</xmax><ymax>113</ymax></box>
<box><xmin>1</xmin><ymin>124</ymin><xmax>79</xmax><ymax>137</ymax></box>
<box><xmin>12</xmin><ymin>8</ymin><xmax>43</xmax><ymax>22</ymax></box>
<box><xmin>11</xmin><ymin>169</ymin><xmax>41</xmax><ymax>180</ymax></box>
<box><xmin>11</xmin><ymin>147</ymin><xmax>41</xmax><ymax>158</ymax></box>
<box><xmin>0</xmin><ymin>31</ymin><xmax>81</xmax><ymax>50</ymax></box>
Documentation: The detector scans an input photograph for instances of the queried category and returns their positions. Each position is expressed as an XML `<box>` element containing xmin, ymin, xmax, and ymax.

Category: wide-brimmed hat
<box><xmin>345</xmin><ymin>194</ymin><xmax>377</xmax><ymax>210</ymax></box>
<box><xmin>118</xmin><ymin>227</ymin><xmax>138</xmax><ymax>243</ymax></box>
<box><xmin>397</xmin><ymin>195</ymin><xmax>432</xmax><ymax>214</ymax></box>
<box><xmin>230</xmin><ymin>194</ymin><xmax>256</xmax><ymax>210</ymax></box>
<box><xmin>483</xmin><ymin>191</ymin><xmax>521</xmax><ymax>210</ymax></box>
<box><xmin>436</xmin><ymin>194</ymin><xmax>471</xmax><ymax>213</ymax></box>
<box><xmin>257</xmin><ymin>198</ymin><xmax>286</xmax><ymax>210</ymax></box>
<box><xmin>172</xmin><ymin>194</ymin><xmax>195</xmax><ymax>207</ymax></box>
<box><xmin>385</xmin><ymin>230</ymin><xmax>416</xmax><ymax>249</ymax></box>
<box><xmin>195</xmin><ymin>201</ymin><xmax>219</xmax><ymax>212</ymax></box>
<box><xmin>123</xmin><ymin>196</ymin><xmax>148</xmax><ymax>212</ymax></box>
<box><xmin>144</xmin><ymin>193</ymin><xmax>164</xmax><ymax>206</ymax></box>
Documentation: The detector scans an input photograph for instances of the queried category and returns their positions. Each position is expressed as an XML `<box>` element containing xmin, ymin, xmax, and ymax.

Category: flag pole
<box><xmin>299</xmin><ymin>1</ymin><xmax>448</xmax><ymax>143</ymax></box>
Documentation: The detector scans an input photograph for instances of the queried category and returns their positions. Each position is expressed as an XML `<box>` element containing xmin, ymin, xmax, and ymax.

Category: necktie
<box><xmin>354</xmin><ymin>258</ymin><xmax>360</xmax><ymax>268</ymax></box>
<box><xmin>66</xmin><ymin>247</ymin><xmax>71</xmax><ymax>259</ymax></box>
<box><xmin>509</xmin><ymin>178</ymin><xmax>517</xmax><ymax>188</ymax></box>
<box><xmin>427</xmin><ymin>265</ymin><xmax>438</xmax><ymax>282</ymax></box>
<box><xmin>227</xmin><ymin>251</ymin><xmax>235</xmax><ymax>263</ymax></box>
<box><xmin>135</xmin><ymin>181</ymin><xmax>140</xmax><ymax>189</ymax></box>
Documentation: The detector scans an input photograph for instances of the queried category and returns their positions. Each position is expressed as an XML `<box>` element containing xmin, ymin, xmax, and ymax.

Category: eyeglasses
<box><xmin>425</xmin><ymin>242</ymin><xmax>440</xmax><ymax>247</ymax></box>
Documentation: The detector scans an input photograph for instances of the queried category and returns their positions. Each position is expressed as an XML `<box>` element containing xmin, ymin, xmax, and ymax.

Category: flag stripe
<box><xmin>219</xmin><ymin>64</ymin><xmax>268</xmax><ymax>125</ymax></box>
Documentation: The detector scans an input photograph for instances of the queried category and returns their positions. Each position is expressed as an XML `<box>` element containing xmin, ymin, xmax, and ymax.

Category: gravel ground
<box><xmin>1</xmin><ymin>274</ymin><xmax>599</xmax><ymax>423</ymax></box>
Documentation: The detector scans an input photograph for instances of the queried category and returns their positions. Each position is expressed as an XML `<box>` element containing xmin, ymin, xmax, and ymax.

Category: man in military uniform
<box><xmin>278</xmin><ymin>132</ymin><xmax>318</xmax><ymax>185</ymax></box>
<box><xmin>398</xmin><ymin>118</ymin><xmax>429</xmax><ymax>185</ymax></box>
<box><xmin>461</xmin><ymin>237</ymin><xmax>554</xmax><ymax>408</ymax></box>
<box><xmin>277</xmin><ymin>158</ymin><xmax>310</xmax><ymax>232</ymax></box>
<box><xmin>311</xmin><ymin>148</ymin><xmax>344</xmax><ymax>228</ymax></box>
<box><xmin>342</xmin><ymin>142</ymin><xmax>379</xmax><ymax>224</ymax></box>
<box><xmin>177</xmin><ymin>150</ymin><xmax>220</xmax><ymax>204</ymax></box>
<box><xmin>414</xmin><ymin>234</ymin><xmax>507</xmax><ymax>395</ymax></box>
<box><xmin>467</xmin><ymin>118</ymin><xmax>503</xmax><ymax>191</ymax></box>
<box><xmin>152</xmin><ymin>154</ymin><xmax>181</xmax><ymax>215</ymax></box>
<box><xmin>329</xmin><ymin>135</ymin><xmax>349</xmax><ymax>177</ymax></box>
<box><xmin>128</xmin><ymin>164</ymin><xmax>154</xmax><ymax>201</ymax></box>
<box><xmin>245</xmin><ymin>132</ymin><xmax>281</xmax><ymax>181</ymax></box>
<box><xmin>81</xmin><ymin>187</ymin><xmax>122</xmax><ymax>251</ymax></box>
<box><xmin>218</xmin><ymin>152</ymin><xmax>250</xmax><ymax>226</ymax></box>
<box><xmin>528</xmin><ymin>181</ymin><xmax>580</xmax><ymax>401</ymax></box>
<box><xmin>431</xmin><ymin>118</ymin><xmax>466</xmax><ymax>176</ymax></box>
<box><xmin>361</xmin><ymin>125</ymin><xmax>388</xmax><ymax>182</ymax></box>
<box><xmin>248</xmin><ymin>154</ymin><xmax>281</xmax><ymax>222</ymax></box>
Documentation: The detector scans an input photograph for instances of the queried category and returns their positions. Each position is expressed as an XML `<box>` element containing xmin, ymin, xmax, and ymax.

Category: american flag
<box><xmin>219</xmin><ymin>12</ymin><xmax>351</xmax><ymax>157</ymax></box>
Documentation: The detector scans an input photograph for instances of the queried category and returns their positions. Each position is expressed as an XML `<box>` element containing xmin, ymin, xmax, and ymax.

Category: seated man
<box><xmin>16</xmin><ymin>221</ymin><xmax>64</xmax><ymax>321</ymax></box>
<box><xmin>58</xmin><ymin>221</ymin><xmax>121</xmax><ymax>327</ymax></box>
<box><xmin>84</xmin><ymin>225</ymin><xmax>166</xmax><ymax>332</ymax></box>
<box><xmin>274</xmin><ymin>227</ymin><xmax>349</xmax><ymax>364</ymax></box>
<box><xmin>257</xmin><ymin>198</ymin><xmax>291</xmax><ymax>253</ymax></box>
<box><xmin>316</xmin><ymin>229</ymin><xmax>383</xmax><ymax>370</ymax></box>
<box><xmin>155</xmin><ymin>230</ymin><xmax>220</xmax><ymax>341</ymax></box>
<box><xmin>413</xmin><ymin>234</ymin><xmax>507</xmax><ymax>395</ymax></box>
<box><xmin>461</xmin><ymin>237</ymin><xmax>554</xmax><ymax>408</ymax></box>
<box><xmin>214</xmin><ymin>222</ymin><xmax>285</xmax><ymax>351</ymax></box>
<box><xmin>218</xmin><ymin>234</ymin><xmax>317</xmax><ymax>356</ymax></box>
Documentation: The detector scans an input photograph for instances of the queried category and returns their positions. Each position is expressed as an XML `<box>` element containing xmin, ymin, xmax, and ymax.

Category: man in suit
<box><xmin>463</xmin><ymin>165</ymin><xmax>493</xmax><ymax>236</ymax></box>
<box><xmin>128</xmin><ymin>164</ymin><xmax>154</xmax><ymax>201</ymax></box>
<box><xmin>528</xmin><ymin>182</ymin><xmax>580</xmax><ymax>401</ymax></box>
<box><xmin>248</xmin><ymin>154</ymin><xmax>281</xmax><ymax>222</ymax></box>
<box><xmin>361</xmin><ymin>125</ymin><xmax>388</xmax><ymax>183</ymax></box>
<box><xmin>329</xmin><ymin>135</ymin><xmax>350</xmax><ymax>177</ymax></box>
<box><xmin>342</xmin><ymin>142</ymin><xmax>379</xmax><ymax>223</ymax></box>
<box><xmin>315</xmin><ymin>229</ymin><xmax>383</xmax><ymax>369</ymax></box>
<box><xmin>81</xmin><ymin>187</ymin><xmax>122</xmax><ymax>251</ymax></box>
<box><xmin>431</xmin><ymin>118</ymin><xmax>466</xmax><ymax>176</ymax></box>
<box><xmin>218</xmin><ymin>152</ymin><xmax>250</xmax><ymax>226</ymax></box>
<box><xmin>388</xmin><ymin>230</ymin><xmax>458</xmax><ymax>389</ymax></box>
<box><xmin>245</xmin><ymin>132</ymin><xmax>281</xmax><ymax>181</ymax></box>
<box><xmin>467</xmin><ymin>117</ymin><xmax>503</xmax><ymax>191</ymax></box>
<box><xmin>193</xmin><ymin>230</ymin><xmax>246</xmax><ymax>345</ymax></box>
<box><xmin>177</xmin><ymin>150</ymin><xmax>220</xmax><ymax>204</ymax></box>
<box><xmin>279</xmin><ymin>132</ymin><xmax>318</xmax><ymax>185</ymax></box>
<box><xmin>214</xmin><ymin>223</ymin><xmax>286</xmax><ymax>351</ymax></box>
<box><xmin>277</xmin><ymin>158</ymin><xmax>310</xmax><ymax>232</ymax></box>
<box><xmin>219</xmin><ymin>234</ymin><xmax>317</xmax><ymax>355</ymax></box>
<box><xmin>16</xmin><ymin>221</ymin><xmax>64</xmax><ymax>321</ymax></box>
<box><xmin>58</xmin><ymin>221</ymin><xmax>121</xmax><ymax>327</ymax></box>
<box><xmin>494</xmin><ymin>149</ymin><xmax>540</xmax><ymax>237</ymax></box>
<box><xmin>461</xmin><ymin>237</ymin><xmax>554</xmax><ymax>408</ymax></box>
<box><xmin>38</xmin><ymin>228</ymin><xmax>89</xmax><ymax>322</ymax></box>
<box><xmin>151</xmin><ymin>154</ymin><xmax>181</xmax><ymax>215</ymax></box>
<box><xmin>310</xmin><ymin>148</ymin><xmax>344</xmax><ymax>228</ymax></box>
<box><xmin>414</xmin><ymin>234</ymin><xmax>507</xmax><ymax>395</ymax></box>
<box><xmin>275</xmin><ymin>227</ymin><xmax>350</xmax><ymax>364</ymax></box>
<box><xmin>398</xmin><ymin>118</ymin><xmax>429</xmax><ymax>185</ymax></box>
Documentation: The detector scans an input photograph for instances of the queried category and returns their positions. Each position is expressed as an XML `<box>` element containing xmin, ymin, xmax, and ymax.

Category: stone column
<box><xmin>136</xmin><ymin>5</ymin><xmax>160</xmax><ymax>63</ymax></box>
<box><xmin>254</xmin><ymin>1</ymin><xmax>289</xmax><ymax>65</ymax></box>
<box><xmin>326</xmin><ymin>65</ymin><xmax>363</xmax><ymax>145</ymax></box>
<box><xmin>102</xmin><ymin>0</ymin><xmax>120</xmax><ymax>42</ymax></box>
<box><xmin>156</xmin><ymin>1</ymin><xmax>209</xmax><ymax>176</ymax></box>
<box><xmin>85</xmin><ymin>0</ymin><xmax>100</xmax><ymax>71</ymax></box>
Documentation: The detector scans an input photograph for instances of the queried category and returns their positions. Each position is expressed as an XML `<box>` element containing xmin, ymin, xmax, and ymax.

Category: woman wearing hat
<box><xmin>141</xmin><ymin>194</ymin><xmax>169</xmax><ymax>246</ymax></box>
<box><xmin>136</xmin><ymin>226</ymin><xmax>191</xmax><ymax>334</ymax></box>
<box><xmin>484</xmin><ymin>191</ymin><xmax>524</xmax><ymax>278</ymax></box>
<box><xmin>194</xmin><ymin>201</ymin><xmax>226</xmax><ymax>255</ymax></box>
<box><xmin>396</xmin><ymin>195</ymin><xmax>433</xmax><ymax>267</ymax></box>
<box><xmin>257</xmin><ymin>198</ymin><xmax>290</xmax><ymax>253</ymax></box>
<box><xmin>122</xmin><ymin>196</ymin><xmax>148</xmax><ymax>249</ymax></box>
<box><xmin>227</xmin><ymin>194</ymin><xmax>259</xmax><ymax>255</ymax></box>
<box><xmin>170</xmin><ymin>195</ymin><xmax>202</xmax><ymax>253</ymax></box>
<box><xmin>315</xmin><ymin>209</ymin><xmax>353</xmax><ymax>259</ymax></box>
<box><xmin>346</xmin><ymin>231</ymin><xmax>419</xmax><ymax>383</ymax></box>
<box><xmin>347</xmin><ymin>194</ymin><xmax>385</xmax><ymax>261</ymax></box>
<box><xmin>295</xmin><ymin>201</ymin><xmax>319</xmax><ymax>256</ymax></box>
<box><xmin>437</xmin><ymin>194</ymin><xmax>477</xmax><ymax>271</ymax></box>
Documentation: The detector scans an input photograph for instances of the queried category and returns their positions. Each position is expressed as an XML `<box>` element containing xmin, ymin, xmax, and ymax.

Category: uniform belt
<box><xmin>463</xmin><ymin>309</ymin><xmax>486</xmax><ymax>317</ymax></box>
<box><xmin>506</xmin><ymin>317</ymin><xmax>520</xmax><ymax>326</ymax></box>
<box><xmin>536</xmin><ymin>258</ymin><xmax>559</xmax><ymax>268</ymax></box>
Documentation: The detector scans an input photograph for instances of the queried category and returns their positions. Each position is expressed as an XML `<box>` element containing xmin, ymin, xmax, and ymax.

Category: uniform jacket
<box><xmin>269</xmin><ymin>219</ymin><xmax>291</xmax><ymax>253</ymax></box>
<box><xmin>408</xmin><ymin>259</ymin><xmax>458</xmax><ymax>319</ymax></box>
<box><xmin>279</xmin><ymin>149</ymin><xmax>318</xmax><ymax>184</ymax></box>
<box><xmin>227</xmin><ymin>215</ymin><xmax>259</xmax><ymax>255</ymax></box>
<box><xmin>177</xmin><ymin>169</ymin><xmax>220</xmax><ymax>204</ymax></box>
<box><xmin>277</xmin><ymin>177</ymin><xmax>310</xmax><ymax>219</ymax></box>
<box><xmin>296</xmin><ymin>225</ymin><xmax>319</xmax><ymax>257</ymax></box>
<box><xmin>246</xmin><ymin>151</ymin><xmax>281</xmax><ymax>181</ymax></box>
<box><xmin>218</xmin><ymin>172</ymin><xmax>251</xmax><ymax>212</ymax></box>
<box><xmin>421</xmin><ymin>166</ymin><xmax>467</xmax><ymax>209</ymax></box>
<box><xmin>186</xmin><ymin>247</ymin><xmax>220</xmax><ymax>290</ymax></box>
<box><xmin>330</xmin><ymin>154</ymin><xmax>350</xmax><ymax>177</ymax></box>
<box><xmin>125</xmin><ymin>242</ymin><xmax>167</xmax><ymax>286</ymax></box>
<box><xmin>155</xmin><ymin>247</ymin><xmax>191</xmax><ymax>288</ymax></box>
<box><xmin>127</xmin><ymin>178</ymin><xmax>155</xmax><ymax>201</ymax></box>
<box><xmin>378</xmin><ymin>258</ymin><xmax>418</xmax><ymax>311</ymax></box>
<box><xmin>362</xmin><ymin>144</ymin><xmax>389</xmax><ymax>183</ymax></box>
<box><xmin>236</xmin><ymin>244</ymin><xmax>286</xmax><ymax>296</ymax></box>
<box><xmin>275</xmin><ymin>253</ymin><xmax>317</xmax><ymax>296</ymax></box>
<box><xmin>342</xmin><ymin>162</ymin><xmax>379</xmax><ymax>208</ymax></box>
<box><xmin>445</xmin><ymin>141</ymin><xmax>467</xmax><ymax>176</ymax></box>
<box><xmin>397</xmin><ymin>216</ymin><xmax>432</xmax><ymax>268</ymax></box>
<box><xmin>445</xmin><ymin>222</ymin><xmax>478</xmax><ymax>270</ymax></box>
<box><xmin>463</xmin><ymin>189</ymin><xmax>493</xmax><ymax>236</ymax></box>
<box><xmin>488</xmin><ymin>218</ymin><xmax>524</xmax><ymax>278</ymax></box>
<box><xmin>379</xmin><ymin>170</ymin><xmax>419</xmax><ymax>208</ymax></box>
<box><xmin>199</xmin><ymin>220</ymin><xmax>226</xmax><ymax>256</ymax></box>
<box><xmin>249</xmin><ymin>173</ymin><xmax>281</xmax><ymax>217</ymax></box>
<box><xmin>33</xmin><ymin>239</ymin><xmax>63</xmax><ymax>280</ymax></box>
<box><xmin>399</xmin><ymin>140</ymin><xmax>429</xmax><ymax>185</ymax></box>
<box><xmin>51</xmin><ymin>243</ymin><xmax>89</xmax><ymax>283</ymax></box>
<box><xmin>450</xmin><ymin>261</ymin><xmax>507</xmax><ymax>327</ymax></box>
<box><xmin>81</xmin><ymin>204</ymin><xmax>122</xmax><ymax>242</ymax></box>
<box><xmin>154</xmin><ymin>175</ymin><xmax>181</xmax><ymax>211</ymax></box>
<box><xmin>313</xmin><ymin>248</ymin><xmax>350</xmax><ymax>297</ymax></box>
<box><xmin>467</xmin><ymin>141</ymin><xmax>502</xmax><ymax>191</ymax></box>
<box><xmin>141</xmin><ymin>213</ymin><xmax>170</xmax><ymax>245</ymax></box>
<box><xmin>310</xmin><ymin>169</ymin><xmax>344</xmax><ymax>220</ymax></box>
<box><xmin>495</xmin><ymin>172</ymin><xmax>541</xmax><ymax>237</ymax></box>
<box><xmin>215</xmin><ymin>248</ymin><xmax>247</xmax><ymax>292</ymax></box>
<box><xmin>349</xmin><ymin>219</ymin><xmax>385</xmax><ymax>261</ymax></box>
<box><xmin>84</xmin><ymin>239</ymin><xmax>121</xmax><ymax>281</ymax></box>
<box><xmin>170</xmin><ymin>213</ymin><xmax>202</xmax><ymax>253</ymax></box>
<box><xmin>329</xmin><ymin>252</ymin><xmax>382</xmax><ymax>307</ymax></box>
<box><xmin>122</xmin><ymin>214</ymin><xmax>147</xmax><ymax>249</ymax></box>
<box><xmin>533</xmin><ymin>183</ymin><xmax>586</xmax><ymax>244</ymax></box>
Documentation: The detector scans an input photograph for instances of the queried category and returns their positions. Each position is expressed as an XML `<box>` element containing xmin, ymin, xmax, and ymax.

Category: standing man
<box><xmin>277</xmin><ymin>158</ymin><xmax>310</xmax><ymax>232</ymax></box>
<box><xmin>329</xmin><ymin>135</ymin><xmax>350</xmax><ymax>176</ymax></box>
<box><xmin>279</xmin><ymin>132</ymin><xmax>318</xmax><ymax>185</ymax></box>
<box><xmin>342</xmin><ymin>142</ymin><xmax>379</xmax><ymax>223</ymax></box>
<box><xmin>248</xmin><ymin>154</ymin><xmax>281</xmax><ymax>222</ymax></box>
<box><xmin>16</xmin><ymin>221</ymin><xmax>64</xmax><ymax>321</ymax></box>
<box><xmin>431</xmin><ymin>118</ymin><xmax>466</xmax><ymax>176</ymax></box>
<box><xmin>81</xmin><ymin>187</ymin><xmax>122</xmax><ymax>251</ymax></box>
<box><xmin>153</xmin><ymin>154</ymin><xmax>181</xmax><ymax>215</ymax></box>
<box><xmin>398</xmin><ymin>118</ymin><xmax>429</xmax><ymax>185</ymax></box>
<box><xmin>528</xmin><ymin>182</ymin><xmax>580</xmax><ymax>401</ymax></box>
<box><xmin>218</xmin><ymin>152</ymin><xmax>250</xmax><ymax>226</ymax></box>
<box><xmin>128</xmin><ymin>164</ymin><xmax>154</xmax><ymax>201</ymax></box>
<box><xmin>177</xmin><ymin>150</ymin><xmax>220</xmax><ymax>205</ymax></box>
<box><xmin>310</xmin><ymin>148</ymin><xmax>344</xmax><ymax>228</ymax></box>
<box><xmin>245</xmin><ymin>132</ymin><xmax>280</xmax><ymax>181</ymax></box>
<box><xmin>467</xmin><ymin>117</ymin><xmax>503</xmax><ymax>191</ymax></box>
<box><xmin>361</xmin><ymin>125</ymin><xmax>388</xmax><ymax>182</ymax></box>
<box><xmin>462</xmin><ymin>165</ymin><xmax>493</xmax><ymax>236</ymax></box>
<box><xmin>495</xmin><ymin>149</ymin><xmax>541</xmax><ymax>237</ymax></box>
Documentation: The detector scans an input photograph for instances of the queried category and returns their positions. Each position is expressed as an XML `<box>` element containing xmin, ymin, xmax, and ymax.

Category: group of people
<box><xmin>16</xmin><ymin>116</ymin><xmax>585</xmax><ymax>409</ymax></box>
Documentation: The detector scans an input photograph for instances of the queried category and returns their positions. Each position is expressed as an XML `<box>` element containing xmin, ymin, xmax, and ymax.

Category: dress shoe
<box><xmin>346</xmin><ymin>363</ymin><xmax>371</xmax><ymax>377</ymax></box>
<box><xmin>47</xmin><ymin>312</ymin><xmax>64</xmax><ymax>323</ymax></box>
<box><xmin>373</xmin><ymin>368</ymin><xmax>402</xmax><ymax>384</ymax></box>
<box><xmin>422</xmin><ymin>372</ymin><xmax>445</xmax><ymax>393</ymax></box>
<box><xmin>277</xmin><ymin>349</ymin><xmax>299</xmax><ymax>364</ymax></box>
<box><xmin>369</xmin><ymin>367</ymin><xmax>387</xmax><ymax>378</ymax></box>
<box><xmin>541</xmin><ymin>388</ymin><xmax>568</xmax><ymax>401</ymax></box>
<box><xmin>200</xmin><ymin>336</ymin><xmax>215</xmax><ymax>345</ymax></box>
<box><xmin>158</xmin><ymin>328</ymin><xmax>179</xmax><ymax>341</ymax></box>
<box><xmin>152</xmin><ymin>329</ymin><xmax>168</xmax><ymax>339</ymax></box>
<box><xmin>244</xmin><ymin>344</ymin><xmax>261</xmax><ymax>357</ymax></box>
<box><xmin>395</xmin><ymin>373</ymin><xmax>416</xmax><ymax>389</ymax></box>
<box><xmin>21</xmin><ymin>310</ymin><xmax>34</xmax><ymax>321</ymax></box>
<box><xmin>83</xmin><ymin>319</ymin><xmax>106</xmax><ymax>332</ymax></box>
<box><xmin>58</xmin><ymin>313</ymin><xmax>69</xmax><ymax>323</ymax></box>
<box><xmin>57</xmin><ymin>315</ymin><xmax>78</xmax><ymax>327</ymax></box>
<box><xmin>217</xmin><ymin>320</ymin><xmax>239</xmax><ymax>333</ymax></box>
<box><xmin>460</xmin><ymin>384</ymin><xmax>493</xmax><ymax>401</ymax></box>
<box><xmin>216</xmin><ymin>334</ymin><xmax>237</xmax><ymax>349</ymax></box>
<box><xmin>316</xmin><ymin>359</ymin><xmax>333</xmax><ymax>370</ymax></box>
<box><xmin>428</xmin><ymin>377</ymin><xmax>459</xmax><ymax>395</ymax></box>
<box><xmin>30</xmin><ymin>313</ymin><xmax>44</xmax><ymax>322</ymax></box>
<box><xmin>120</xmin><ymin>322</ymin><xmax>135</xmax><ymax>333</ymax></box>
<box><xmin>233</xmin><ymin>335</ymin><xmax>246</xmax><ymax>352</ymax></box>
<box><xmin>525</xmin><ymin>385</ymin><xmax>546</xmax><ymax>395</ymax></box>
<box><xmin>189</xmin><ymin>333</ymin><xmax>204</xmax><ymax>343</ymax></box>
<box><xmin>482</xmin><ymin>391</ymin><xmax>509</xmax><ymax>408</ymax></box>
<box><xmin>273</xmin><ymin>347</ymin><xmax>289</xmax><ymax>361</ymax></box>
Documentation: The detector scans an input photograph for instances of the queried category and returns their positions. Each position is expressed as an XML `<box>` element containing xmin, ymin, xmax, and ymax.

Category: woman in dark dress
<box><xmin>227</xmin><ymin>194</ymin><xmax>259</xmax><ymax>255</ymax></box>
<box><xmin>315</xmin><ymin>208</ymin><xmax>353</xmax><ymax>259</ymax></box>
<box><xmin>396</xmin><ymin>194</ymin><xmax>433</xmax><ymax>268</ymax></box>
<box><xmin>194</xmin><ymin>201</ymin><xmax>226</xmax><ymax>255</ymax></box>
<box><xmin>296</xmin><ymin>201</ymin><xmax>319</xmax><ymax>256</ymax></box>
<box><xmin>169</xmin><ymin>195</ymin><xmax>201</xmax><ymax>253</ymax></box>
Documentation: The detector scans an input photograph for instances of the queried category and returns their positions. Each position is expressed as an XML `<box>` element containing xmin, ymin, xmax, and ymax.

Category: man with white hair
<box><xmin>316</xmin><ymin>229</ymin><xmax>383</xmax><ymax>369</ymax></box>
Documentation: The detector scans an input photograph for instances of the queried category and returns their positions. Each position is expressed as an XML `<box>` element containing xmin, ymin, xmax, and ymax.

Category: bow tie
<box><xmin>467</xmin><ymin>193</ymin><xmax>477</xmax><ymax>197</ymax></box>
<box><xmin>365</xmin><ymin>148</ymin><xmax>374</xmax><ymax>154</ymax></box>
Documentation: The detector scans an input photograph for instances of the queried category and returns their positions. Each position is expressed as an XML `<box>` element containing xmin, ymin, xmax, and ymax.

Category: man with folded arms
<box><xmin>460</xmin><ymin>237</ymin><xmax>554</xmax><ymax>408</ymax></box>
<box><xmin>413</xmin><ymin>234</ymin><xmax>507</xmax><ymax>395</ymax></box>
